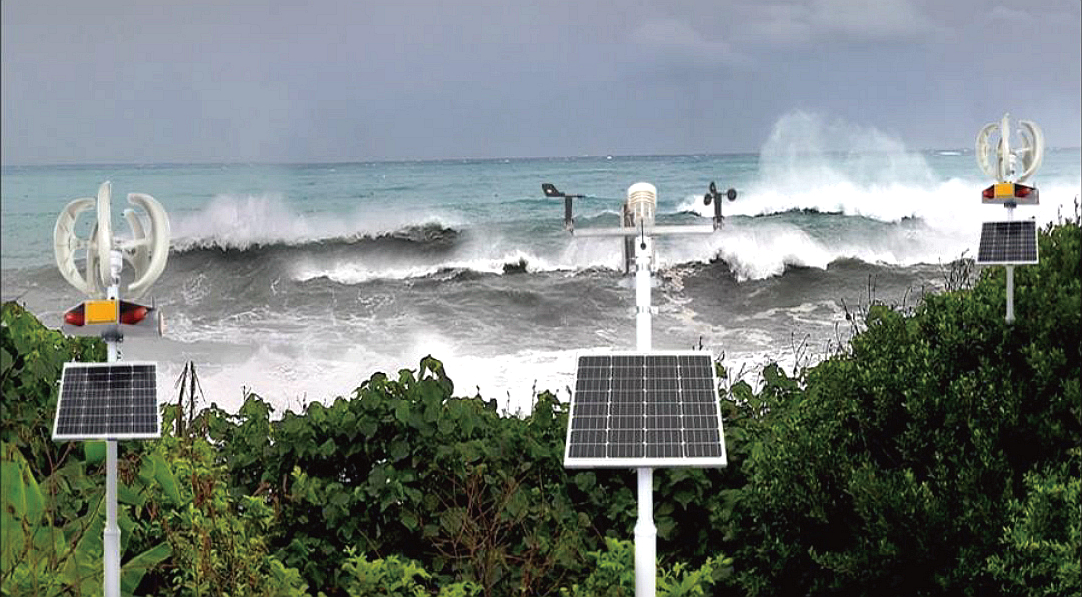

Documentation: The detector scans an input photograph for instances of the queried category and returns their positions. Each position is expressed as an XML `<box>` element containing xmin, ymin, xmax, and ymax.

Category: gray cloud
<box><xmin>736</xmin><ymin>0</ymin><xmax>939</xmax><ymax>46</ymax></box>
<box><xmin>809</xmin><ymin>0</ymin><xmax>935</xmax><ymax>39</ymax></box>
<box><xmin>2</xmin><ymin>0</ymin><xmax>1078</xmax><ymax>164</ymax></box>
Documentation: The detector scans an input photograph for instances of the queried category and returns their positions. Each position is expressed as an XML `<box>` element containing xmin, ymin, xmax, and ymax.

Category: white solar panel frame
<box><xmin>564</xmin><ymin>350</ymin><xmax>727</xmax><ymax>469</ymax></box>
<box><xmin>52</xmin><ymin>361</ymin><xmax>161</xmax><ymax>441</ymax></box>
<box><xmin>976</xmin><ymin>220</ymin><xmax>1039</xmax><ymax>265</ymax></box>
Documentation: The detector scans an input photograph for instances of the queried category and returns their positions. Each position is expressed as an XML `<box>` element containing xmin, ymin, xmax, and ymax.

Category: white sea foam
<box><xmin>665</xmin><ymin>111</ymin><xmax>1080</xmax><ymax>278</ymax></box>
<box><xmin>657</xmin><ymin>206</ymin><xmax>970</xmax><ymax>281</ymax></box>
<box><xmin>290</xmin><ymin>239</ymin><xmax>625</xmax><ymax>284</ymax></box>
<box><xmin>149</xmin><ymin>332</ymin><xmax>580</xmax><ymax>416</ymax></box>
<box><xmin>678</xmin><ymin>112</ymin><xmax>1077</xmax><ymax>231</ymax></box>
<box><xmin>292</xmin><ymin>249</ymin><xmax>550</xmax><ymax>284</ymax></box>
<box><xmin>170</xmin><ymin>193</ymin><xmax>461</xmax><ymax>250</ymax></box>
<box><xmin>166</xmin><ymin>126</ymin><xmax>1078</xmax><ymax>286</ymax></box>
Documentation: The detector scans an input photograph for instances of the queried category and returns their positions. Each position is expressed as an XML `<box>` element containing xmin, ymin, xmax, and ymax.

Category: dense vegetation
<box><xmin>2</xmin><ymin>216</ymin><xmax>1079</xmax><ymax>596</ymax></box>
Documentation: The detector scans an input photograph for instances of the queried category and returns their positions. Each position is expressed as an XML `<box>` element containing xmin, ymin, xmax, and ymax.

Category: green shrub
<box><xmin>149</xmin><ymin>419</ymin><xmax>310</xmax><ymax>596</ymax></box>
<box><xmin>338</xmin><ymin>549</ymin><xmax>481</xmax><ymax>597</ymax></box>
<box><xmin>1</xmin><ymin>302</ymin><xmax>308</xmax><ymax>596</ymax></box>
<box><xmin>985</xmin><ymin>450</ymin><xmax>1081</xmax><ymax>596</ymax></box>
<box><xmin>209</xmin><ymin>366</ymin><xmax>597</xmax><ymax>595</ymax></box>
<box><xmin>724</xmin><ymin>219</ymin><xmax>1081</xmax><ymax>596</ymax></box>
<box><xmin>3</xmin><ymin>217</ymin><xmax>1077</xmax><ymax>596</ymax></box>
<box><xmin>559</xmin><ymin>538</ymin><xmax>731</xmax><ymax>597</ymax></box>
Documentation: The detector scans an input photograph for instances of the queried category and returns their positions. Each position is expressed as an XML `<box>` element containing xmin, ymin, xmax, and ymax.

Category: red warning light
<box><xmin>120</xmin><ymin>305</ymin><xmax>148</xmax><ymax>325</ymax></box>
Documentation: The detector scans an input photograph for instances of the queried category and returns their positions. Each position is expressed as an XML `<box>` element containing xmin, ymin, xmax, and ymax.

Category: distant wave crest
<box><xmin>172</xmin><ymin>222</ymin><xmax>459</xmax><ymax>254</ymax></box>
<box><xmin>290</xmin><ymin>249</ymin><xmax>574</xmax><ymax>285</ymax></box>
<box><xmin>170</xmin><ymin>192</ymin><xmax>462</xmax><ymax>252</ymax></box>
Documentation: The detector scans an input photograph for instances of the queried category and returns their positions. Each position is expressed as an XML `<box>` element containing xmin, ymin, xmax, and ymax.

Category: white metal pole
<box><xmin>635</xmin><ymin>237</ymin><xmax>652</xmax><ymax>351</ymax></box>
<box><xmin>105</xmin><ymin>440</ymin><xmax>120</xmax><ymax>596</ymax></box>
<box><xmin>1005</xmin><ymin>205</ymin><xmax>1015</xmax><ymax>324</ymax></box>
<box><xmin>635</xmin><ymin>467</ymin><xmax>656</xmax><ymax>597</ymax></box>
<box><xmin>633</xmin><ymin>237</ymin><xmax>656</xmax><ymax>597</ymax></box>
<box><xmin>104</xmin><ymin>251</ymin><xmax>122</xmax><ymax>597</ymax></box>
<box><xmin>1005</xmin><ymin>266</ymin><xmax>1015</xmax><ymax>323</ymax></box>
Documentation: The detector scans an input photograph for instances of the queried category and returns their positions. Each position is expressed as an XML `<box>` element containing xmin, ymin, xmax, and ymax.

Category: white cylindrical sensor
<box><xmin>627</xmin><ymin>182</ymin><xmax>657</xmax><ymax>227</ymax></box>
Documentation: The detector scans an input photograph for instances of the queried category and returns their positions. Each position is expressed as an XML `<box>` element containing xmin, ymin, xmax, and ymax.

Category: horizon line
<box><xmin>6</xmin><ymin>146</ymin><xmax>1080</xmax><ymax>169</ymax></box>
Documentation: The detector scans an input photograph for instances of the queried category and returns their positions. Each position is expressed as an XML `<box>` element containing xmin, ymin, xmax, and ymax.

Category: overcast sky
<box><xmin>2</xmin><ymin>0</ymin><xmax>1079</xmax><ymax>164</ymax></box>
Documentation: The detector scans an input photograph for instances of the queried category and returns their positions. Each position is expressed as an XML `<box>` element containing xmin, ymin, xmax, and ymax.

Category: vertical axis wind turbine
<box><xmin>52</xmin><ymin>181</ymin><xmax>170</xmax><ymax>597</ymax></box>
<box><xmin>974</xmin><ymin>114</ymin><xmax>1043</xmax><ymax>323</ymax></box>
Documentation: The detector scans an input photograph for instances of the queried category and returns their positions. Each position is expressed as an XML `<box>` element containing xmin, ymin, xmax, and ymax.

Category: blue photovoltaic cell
<box><xmin>565</xmin><ymin>353</ymin><xmax>725</xmax><ymax>466</ymax></box>
<box><xmin>977</xmin><ymin>220</ymin><xmax>1038</xmax><ymax>264</ymax></box>
<box><xmin>53</xmin><ymin>362</ymin><xmax>160</xmax><ymax>440</ymax></box>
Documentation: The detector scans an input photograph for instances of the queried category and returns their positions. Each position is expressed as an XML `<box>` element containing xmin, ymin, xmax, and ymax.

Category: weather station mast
<box><xmin>974</xmin><ymin>114</ymin><xmax>1044</xmax><ymax>323</ymax></box>
<box><xmin>543</xmin><ymin>179</ymin><xmax>736</xmax><ymax>597</ymax></box>
<box><xmin>51</xmin><ymin>182</ymin><xmax>170</xmax><ymax>597</ymax></box>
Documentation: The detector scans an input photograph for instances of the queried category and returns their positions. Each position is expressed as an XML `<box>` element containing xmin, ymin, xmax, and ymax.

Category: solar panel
<box><xmin>977</xmin><ymin>220</ymin><xmax>1038</xmax><ymax>265</ymax></box>
<box><xmin>564</xmin><ymin>351</ymin><xmax>726</xmax><ymax>468</ymax></box>
<box><xmin>53</xmin><ymin>362</ymin><xmax>161</xmax><ymax>441</ymax></box>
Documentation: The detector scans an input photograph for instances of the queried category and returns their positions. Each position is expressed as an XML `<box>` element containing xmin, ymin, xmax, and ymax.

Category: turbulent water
<box><xmin>3</xmin><ymin>114</ymin><xmax>1079</xmax><ymax>414</ymax></box>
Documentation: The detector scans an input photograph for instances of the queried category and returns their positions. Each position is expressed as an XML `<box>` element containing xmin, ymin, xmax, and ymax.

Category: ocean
<box><xmin>3</xmin><ymin>126</ymin><xmax>1079</xmax><ymax>416</ymax></box>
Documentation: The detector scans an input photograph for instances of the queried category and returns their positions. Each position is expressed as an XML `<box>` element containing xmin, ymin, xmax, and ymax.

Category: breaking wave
<box><xmin>170</xmin><ymin>193</ymin><xmax>462</xmax><ymax>252</ymax></box>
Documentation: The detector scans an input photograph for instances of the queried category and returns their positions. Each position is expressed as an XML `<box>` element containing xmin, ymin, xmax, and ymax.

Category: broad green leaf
<box><xmin>121</xmin><ymin>541</ymin><xmax>172</xmax><ymax>596</ymax></box>
<box><xmin>149</xmin><ymin>451</ymin><xmax>181</xmax><ymax>504</ymax></box>
<box><xmin>0</xmin><ymin>459</ymin><xmax>28</xmax><ymax>519</ymax></box>
<box><xmin>423</xmin><ymin>402</ymin><xmax>440</xmax><ymax>423</ymax></box>
<box><xmin>318</xmin><ymin>437</ymin><xmax>336</xmax><ymax>458</ymax></box>
<box><xmin>83</xmin><ymin>441</ymin><xmax>106</xmax><ymax>465</ymax></box>
<box><xmin>394</xmin><ymin>401</ymin><xmax>410</xmax><ymax>424</ymax></box>
<box><xmin>437</xmin><ymin>416</ymin><xmax>454</xmax><ymax>435</ymax></box>
<box><xmin>1</xmin><ymin>443</ymin><xmax>44</xmax><ymax>523</ymax></box>
<box><xmin>117</xmin><ymin>482</ymin><xmax>146</xmax><ymax>507</ymax></box>
<box><xmin>0</xmin><ymin>347</ymin><xmax>13</xmax><ymax>375</ymax></box>
<box><xmin>389</xmin><ymin>440</ymin><xmax>410</xmax><ymax>462</ymax></box>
